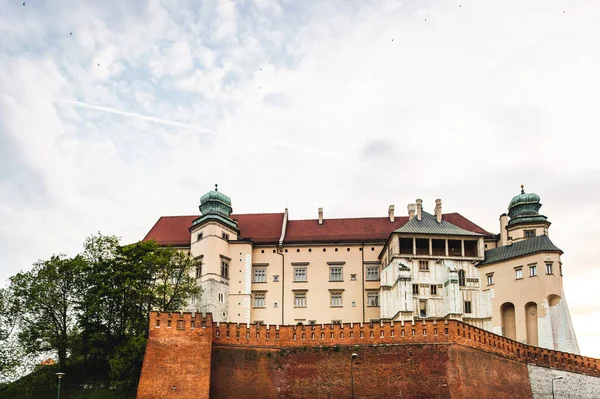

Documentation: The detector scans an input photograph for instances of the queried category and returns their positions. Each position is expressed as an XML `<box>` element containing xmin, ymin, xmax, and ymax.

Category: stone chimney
<box><xmin>318</xmin><ymin>207</ymin><xmax>323</xmax><ymax>225</ymax></box>
<box><xmin>499</xmin><ymin>213</ymin><xmax>509</xmax><ymax>246</ymax></box>
<box><xmin>388</xmin><ymin>205</ymin><xmax>395</xmax><ymax>222</ymax></box>
<box><xmin>434</xmin><ymin>199</ymin><xmax>442</xmax><ymax>223</ymax></box>
<box><xmin>408</xmin><ymin>204</ymin><xmax>416</xmax><ymax>220</ymax></box>
<box><xmin>416</xmin><ymin>199</ymin><xmax>423</xmax><ymax>221</ymax></box>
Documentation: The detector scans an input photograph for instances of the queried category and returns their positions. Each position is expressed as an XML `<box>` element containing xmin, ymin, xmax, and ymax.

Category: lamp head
<box><xmin>55</xmin><ymin>372</ymin><xmax>65</xmax><ymax>379</ymax></box>
<box><xmin>351</xmin><ymin>353</ymin><xmax>358</xmax><ymax>360</ymax></box>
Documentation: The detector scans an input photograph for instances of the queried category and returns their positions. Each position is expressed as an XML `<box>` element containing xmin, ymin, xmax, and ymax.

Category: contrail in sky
<box><xmin>57</xmin><ymin>98</ymin><xmax>349</xmax><ymax>158</ymax></box>
<box><xmin>56</xmin><ymin>98</ymin><xmax>217</xmax><ymax>135</ymax></box>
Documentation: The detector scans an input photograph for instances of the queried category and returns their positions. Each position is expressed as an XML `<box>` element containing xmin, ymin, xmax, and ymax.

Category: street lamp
<box><xmin>351</xmin><ymin>353</ymin><xmax>358</xmax><ymax>399</ymax></box>
<box><xmin>551</xmin><ymin>376</ymin><xmax>563</xmax><ymax>399</ymax></box>
<box><xmin>55</xmin><ymin>372</ymin><xmax>65</xmax><ymax>399</ymax></box>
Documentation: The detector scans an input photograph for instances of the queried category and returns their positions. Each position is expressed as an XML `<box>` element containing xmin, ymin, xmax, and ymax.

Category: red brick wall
<box><xmin>137</xmin><ymin>313</ymin><xmax>600</xmax><ymax>398</ymax></box>
<box><xmin>137</xmin><ymin>312</ymin><xmax>213</xmax><ymax>399</ymax></box>
<box><xmin>448</xmin><ymin>345</ymin><xmax>532</xmax><ymax>399</ymax></box>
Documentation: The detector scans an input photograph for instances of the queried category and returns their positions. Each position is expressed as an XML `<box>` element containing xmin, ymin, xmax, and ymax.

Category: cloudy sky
<box><xmin>1</xmin><ymin>0</ymin><xmax>599</xmax><ymax>357</ymax></box>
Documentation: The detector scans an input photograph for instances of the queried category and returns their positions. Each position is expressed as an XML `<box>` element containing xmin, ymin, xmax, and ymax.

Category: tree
<box><xmin>9</xmin><ymin>255</ymin><xmax>85</xmax><ymax>371</ymax></box>
<box><xmin>0</xmin><ymin>287</ymin><xmax>21</xmax><ymax>381</ymax></box>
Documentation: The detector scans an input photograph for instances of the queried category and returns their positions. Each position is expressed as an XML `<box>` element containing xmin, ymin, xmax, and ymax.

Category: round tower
<box><xmin>506</xmin><ymin>185</ymin><xmax>550</xmax><ymax>242</ymax></box>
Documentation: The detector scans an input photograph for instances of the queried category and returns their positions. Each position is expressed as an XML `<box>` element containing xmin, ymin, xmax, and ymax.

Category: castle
<box><xmin>143</xmin><ymin>185</ymin><xmax>579</xmax><ymax>354</ymax></box>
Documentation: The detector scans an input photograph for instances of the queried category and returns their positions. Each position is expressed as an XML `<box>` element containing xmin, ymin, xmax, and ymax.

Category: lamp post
<box><xmin>55</xmin><ymin>372</ymin><xmax>65</xmax><ymax>399</ymax></box>
<box><xmin>351</xmin><ymin>353</ymin><xmax>358</xmax><ymax>399</ymax></box>
<box><xmin>551</xmin><ymin>376</ymin><xmax>562</xmax><ymax>399</ymax></box>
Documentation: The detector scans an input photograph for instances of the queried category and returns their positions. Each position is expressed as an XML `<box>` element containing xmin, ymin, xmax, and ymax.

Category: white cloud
<box><xmin>1</xmin><ymin>0</ymin><xmax>600</xmax><ymax>358</ymax></box>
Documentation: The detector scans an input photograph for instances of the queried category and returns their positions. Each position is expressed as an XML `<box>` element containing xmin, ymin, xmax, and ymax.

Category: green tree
<box><xmin>9</xmin><ymin>255</ymin><xmax>85</xmax><ymax>371</ymax></box>
<box><xmin>0</xmin><ymin>287</ymin><xmax>21</xmax><ymax>381</ymax></box>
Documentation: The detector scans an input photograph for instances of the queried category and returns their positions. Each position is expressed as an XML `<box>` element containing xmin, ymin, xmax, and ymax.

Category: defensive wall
<box><xmin>137</xmin><ymin>312</ymin><xmax>600</xmax><ymax>398</ymax></box>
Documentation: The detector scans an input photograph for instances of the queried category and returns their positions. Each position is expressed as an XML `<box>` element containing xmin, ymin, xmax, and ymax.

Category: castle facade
<box><xmin>143</xmin><ymin>186</ymin><xmax>579</xmax><ymax>354</ymax></box>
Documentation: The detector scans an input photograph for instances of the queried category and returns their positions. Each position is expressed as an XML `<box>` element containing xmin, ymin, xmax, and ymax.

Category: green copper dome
<box><xmin>507</xmin><ymin>185</ymin><xmax>547</xmax><ymax>226</ymax></box>
<box><xmin>199</xmin><ymin>184</ymin><xmax>232</xmax><ymax>217</ymax></box>
<box><xmin>192</xmin><ymin>184</ymin><xmax>238</xmax><ymax>230</ymax></box>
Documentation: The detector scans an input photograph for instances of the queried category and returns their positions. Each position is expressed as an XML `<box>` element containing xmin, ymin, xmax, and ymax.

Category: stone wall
<box><xmin>527</xmin><ymin>364</ymin><xmax>600</xmax><ymax>399</ymax></box>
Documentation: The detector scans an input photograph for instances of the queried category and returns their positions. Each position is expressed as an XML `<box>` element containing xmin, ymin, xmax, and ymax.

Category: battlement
<box><xmin>146</xmin><ymin>312</ymin><xmax>599</xmax><ymax>378</ymax></box>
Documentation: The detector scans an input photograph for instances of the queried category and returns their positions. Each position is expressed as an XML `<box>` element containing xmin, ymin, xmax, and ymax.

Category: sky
<box><xmin>1</xmin><ymin>0</ymin><xmax>599</xmax><ymax>357</ymax></box>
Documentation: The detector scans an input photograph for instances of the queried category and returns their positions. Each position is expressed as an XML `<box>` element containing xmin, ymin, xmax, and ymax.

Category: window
<box><xmin>524</xmin><ymin>230</ymin><xmax>536</xmax><ymax>238</ymax></box>
<box><xmin>218</xmin><ymin>293</ymin><xmax>224</xmax><ymax>303</ymax></box>
<box><xmin>273</xmin><ymin>275</ymin><xmax>280</xmax><ymax>282</ymax></box>
<box><xmin>515</xmin><ymin>268</ymin><xmax>523</xmax><ymax>279</ymax></box>
<box><xmin>419</xmin><ymin>260</ymin><xmax>429</xmax><ymax>271</ymax></box>
<box><xmin>274</xmin><ymin>302</ymin><xmax>278</xmax><ymax>308</ymax></box>
<box><xmin>253</xmin><ymin>268</ymin><xmax>266</xmax><ymax>283</ymax></box>
<box><xmin>529</xmin><ymin>265</ymin><xmax>537</xmax><ymax>277</ymax></box>
<box><xmin>330</xmin><ymin>292</ymin><xmax>343</xmax><ymax>307</ymax></box>
<box><xmin>367</xmin><ymin>292</ymin><xmax>379</xmax><ymax>307</ymax></box>
<box><xmin>486</xmin><ymin>274</ymin><xmax>494</xmax><ymax>285</ymax></box>
<box><xmin>366</xmin><ymin>266</ymin><xmax>379</xmax><ymax>281</ymax></box>
<box><xmin>294</xmin><ymin>267</ymin><xmax>307</xmax><ymax>282</ymax></box>
<box><xmin>546</xmin><ymin>263</ymin><xmax>553</xmax><ymax>275</ymax></box>
<box><xmin>222</xmin><ymin>232</ymin><xmax>230</xmax><ymax>240</ymax></box>
<box><xmin>458</xmin><ymin>270</ymin><xmax>466</xmax><ymax>287</ymax></box>
<box><xmin>195</xmin><ymin>263</ymin><xmax>202</xmax><ymax>278</ymax></box>
<box><xmin>350</xmin><ymin>274</ymin><xmax>357</xmax><ymax>281</ymax></box>
<box><xmin>197</xmin><ymin>233</ymin><xmax>203</xmax><ymax>241</ymax></box>
<box><xmin>294</xmin><ymin>293</ymin><xmax>306</xmax><ymax>307</ymax></box>
<box><xmin>221</xmin><ymin>261</ymin><xmax>229</xmax><ymax>278</ymax></box>
<box><xmin>412</xmin><ymin>284</ymin><xmax>419</xmax><ymax>295</ymax></box>
<box><xmin>430</xmin><ymin>284</ymin><xmax>437</xmax><ymax>295</ymax></box>
<box><xmin>253</xmin><ymin>293</ymin><xmax>266</xmax><ymax>308</ymax></box>
<box><xmin>329</xmin><ymin>267</ymin><xmax>343</xmax><ymax>281</ymax></box>
<box><xmin>419</xmin><ymin>300</ymin><xmax>427</xmax><ymax>318</ymax></box>
<box><xmin>464</xmin><ymin>301</ymin><xmax>472</xmax><ymax>314</ymax></box>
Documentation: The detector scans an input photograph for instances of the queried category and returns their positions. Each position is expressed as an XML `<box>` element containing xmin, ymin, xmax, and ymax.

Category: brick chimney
<box><xmin>416</xmin><ymin>199</ymin><xmax>423</xmax><ymax>221</ymax></box>
<box><xmin>388</xmin><ymin>205</ymin><xmax>395</xmax><ymax>222</ymax></box>
<box><xmin>407</xmin><ymin>204</ymin><xmax>416</xmax><ymax>220</ymax></box>
<box><xmin>434</xmin><ymin>199</ymin><xmax>442</xmax><ymax>223</ymax></box>
<box><xmin>318</xmin><ymin>207</ymin><xmax>323</xmax><ymax>225</ymax></box>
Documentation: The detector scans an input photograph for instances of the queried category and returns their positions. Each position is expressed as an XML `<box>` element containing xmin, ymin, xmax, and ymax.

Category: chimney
<box><xmin>499</xmin><ymin>213</ymin><xmax>509</xmax><ymax>246</ymax></box>
<box><xmin>407</xmin><ymin>204</ymin><xmax>416</xmax><ymax>220</ymax></box>
<box><xmin>318</xmin><ymin>207</ymin><xmax>323</xmax><ymax>225</ymax></box>
<box><xmin>388</xmin><ymin>205</ymin><xmax>395</xmax><ymax>222</ymax></box>
<box><xmin>434</xmin><ymin>199</ymin><xmax>442</xmax><ymax>223</ymax></box>
<box><xmin>416</xmin><ymin>199</ymin><xmax>423</xmax><ymax>221</ymax></box>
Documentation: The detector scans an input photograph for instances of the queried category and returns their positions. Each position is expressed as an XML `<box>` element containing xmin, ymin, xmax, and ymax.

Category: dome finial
<box><xmin>520</xmin><ymin>184</ymin><xmax>524</xmax><ymax>194</ymax></box>
<box><xmin>215</xmin><ymin>183</ymin><xmax>218</xmax><ymax>192</ymax></box>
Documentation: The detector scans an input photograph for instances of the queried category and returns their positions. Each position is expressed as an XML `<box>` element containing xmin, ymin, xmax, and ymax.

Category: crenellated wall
<box><xmin>137</xmin><ymin>312</ymin><xmax>600</xmax><ymax>398</ymax></box>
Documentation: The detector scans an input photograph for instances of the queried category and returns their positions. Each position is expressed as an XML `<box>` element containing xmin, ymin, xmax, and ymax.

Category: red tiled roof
<box><xmin>142</xmin><ymin>212</ymin><xmax>494</xmax><ymax>247</ymax></box>
<box><xmin>285</xmin><ymin>217</ymin><xmax>408</xmax><ymax>243</ymax></box>
<box><xmin>442</xmin><ymin>213</ymin><xmax>494</xmax><ymax>237</ymax></box>
<box><xmin>143</xmin><ymin>213</ymin><xmax>285</xmax><ymax>246</ymax></box>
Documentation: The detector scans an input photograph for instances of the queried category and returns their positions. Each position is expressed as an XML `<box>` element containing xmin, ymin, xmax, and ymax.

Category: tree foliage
<box><xmin>0</xmin><ymin>287</ymin><xmax>21</xmax><ymax>381</ymax></box>
<box><xmin>2</xmin><ymin>233</ymin><xmax>201</xmax><ymax>390</ymax></box>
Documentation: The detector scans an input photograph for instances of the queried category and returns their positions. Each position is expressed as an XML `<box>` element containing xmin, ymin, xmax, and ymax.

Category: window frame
<box><xmin>464</xmin><ymin>300</ymin><xmax>472</xmax><ymax>314</ymax></box>
<box><xmin>366</xmin><ymin>266</ymin><xmax>380</xmax><ymax>281</ymax></box>
<box><xmin>545</xmin><ymin>263</ymin><xmax>553</xmax><ymax>275</ymax></box>
<box><xmin>367</xmin><ymin>292</ymin><xmax>379</xmax><ymax>307</ymax></box>
<box><xmin>330</xmin><ymin>292</ymin><xmax>343</xmax><ymax>307</ymax></box>
<box><xmin>294</xmin><ymin>292</ymin><xmax>307</xmax><ymax>307</ymax></box>
<box><xmin>515</xmin><ymin>268</ymin><xmax>523</xmax><ymax>280</ymax></box>
<box><xmin>329</xmin><ymin>267</ymin><xmax>343</xmax><ymax>282</ymax></box>
<box><xmin>221</xmin><ymin>260</ymin><xmax>229</xmax><ymax>279</ymax></box>
<box><xmin>486</xmin><ymin>274</ymin><xmax>494</xmax><ymax>286</ymax></box>
<box><xmin>529</xmin><ymin>265</ymin><xmax>537</xmax><ymax>277</ymax></box>
<box><xmin>253</xmin><ymin>292</ymin><xmax>266</xmax><ymax>308</ymax></box>
<box><xmin>419</xmin><ymin>260</ymin><xmax>429</xmax><ymax>271</ymax></box>
<box><xmin>293</xmin><ymin>267</ymin><xmax>307</xmax><ymax>282</ymax></box>
<box><xmin>253</xmin><ymin>268</ymin><xmax>267</xmax><ymax>283</ymax></box>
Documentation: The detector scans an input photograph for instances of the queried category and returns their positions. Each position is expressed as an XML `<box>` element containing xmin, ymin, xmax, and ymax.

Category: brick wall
<box><xmin>137</xmin><ymin>313</ymin><xmax>600</xmax><ymax>398</ymax></box>
<box><xmin>137</xmin><ymin>312</ymin><xmax>213</xmax><ymax>399</ymax></box>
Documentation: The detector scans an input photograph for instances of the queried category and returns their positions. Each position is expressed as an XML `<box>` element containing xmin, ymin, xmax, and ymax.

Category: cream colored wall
<box><xmin>479</xmin><ymin>252</ymin><xmax>563</xmax><ymax>344</ymax></box>
<box><xmin>245</xmin><ymin>244</ymin><xmax>383</xmax><ymax>326</ymax></box>
<box><xmin>227</xmin><ymin>242</ymin><xmax>253</xmax><ymax>324</ymax></box>
<box><xmin>248</xmin><ymin>246</ymin><xmax>284</xmax><ymax>325</ymax></box>
<box><xmin>506</xmin><ymin>224</ymin><xmax>549</xmax><ymax>242</ymax></box>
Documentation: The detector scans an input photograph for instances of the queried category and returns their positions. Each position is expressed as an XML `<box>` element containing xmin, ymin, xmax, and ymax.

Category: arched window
<box><xmin>458</xmin><ymin>270</ymin><xmax>466</xmax><ymax>287</ymax></box>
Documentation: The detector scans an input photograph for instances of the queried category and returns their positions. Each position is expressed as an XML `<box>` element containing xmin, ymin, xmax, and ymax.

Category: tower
<box><xmin>478</xmin><ymin>187</ymin><xmax>579</xmax><ymax>353</ymax></box>
<box><xmin>188</xmin><ymin>185</ymin><xmax>240</xmax><ymax>322</ymax></box>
